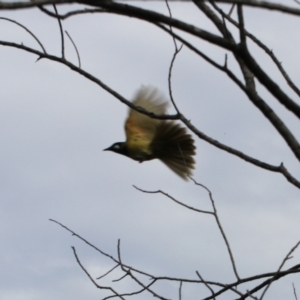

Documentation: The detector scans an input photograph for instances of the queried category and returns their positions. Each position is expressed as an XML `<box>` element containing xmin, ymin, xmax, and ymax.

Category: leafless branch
<box><xmin>0</xmin><ymin>40</ymin><xmax>180</xmax><ymax>120</ymax></box>
<box><xmin>165</xmin><ymin>0</ymin><xmax>177</xmax><ymax>50</ymax></box>
<box><xmin>65</xmin><ymin>30</ymin><xmax>81</xmax><ymax>68</ymax></box>
<box><xmin>52</xmin><ymin>219</ymin><xmax>169</xmax><ymax>299</ymax></box>
<box><xmin>228</xmin><ymin>3</ymin><xmax>235</xmax><ymax>16</ymax></box>
<box><xmin>167</xmin><ymin>41</ymin><xmax>183</xmax><ymax>113</ymax></box>
<box><xmin>0</xmin><ymin>17</ymin><xmax>46</xmax><ymax>53</ymax></box>
<box><xmin>210</xmin><ymin>0</ymin><xmax>300</xmax><ymax>16</ymax></box>
<box><xmin>259</xmin><ymin>240</ymin><xmax>300</xmax><ymax>299</ymax></box>
<box><xmin>72</xmin><ymin>246</ymin><xmax>126</xmax><ymax>300</ymax></box>
<box><xmin>38</xmin><ymin>5</ymin><xmax>106</xmax><ymax>19</ymax></box>
<box><xmin>196</xmin><ymin>271</ymin><xmax>216</xmax><ymax>299</ymax></box>
<box><xmin>134</xmin><ymin>180</ymin><xmax>240</xmax><ymax>280</ymax></box>
<box><xmin>293</xmin><ymin>283</ymin><xmax>298</xmax><ymax>300</ymax></box>
<box><xmin>97</xmin><ymin>263</ymin><xmax>120</xmax><ymax>280</ymax></box>
<box><xmin>165</xmin><ymin>0</ymin><xmax>183</xmax><ymax>113</ymax></box>
<box><xmin>50</xmin><ymin>219</ymin><xmax>120</xmax><ymax>264</ymax></box>
<box><xmin>210</xmin><ymin>1</ymin><xmax>300</xmax><ymax>98</ymax></box>
<box><xmin>116</xmin><ymin>240</ymin><xmax>169</xmax><ymax>300</ymax></box>
<box><xmin>1</xmin><ymin>0</ymin><xmax>300</xmax><ymax>17</ymax></box>
<box><xmin>237</xmin><ymin>4</ymin><xmax>246</xmax><ymax>46</ymax></box>
<box><xmin>179</xmin><ymin>281</ymin><xmax>182</xmax><ymax>300</ymax></box>
<box><xmin>190</xmin><ymin>178</ymin><xmax>240</xmax><ymax>280</ymax></box>
<box><xmin>198</xmin><ymin>1</ymin><xmax>300</xmax><ymax>163</ymax></box>
<box><xmin>53</xmin><ymin>4</ymin><xmax>65</xmax><ymax>59</ymax></box>
<box><xmin>203</xmin><ymin>265</ymin><xmax>300</xmax><ymax>300</ymax></box>
<box><xmin>133</xmin><ymin>185</ymin><xmax>213</xmax><ymax>215</ymax></box>
<box><xmin>51</xmin><ymin>219</ymin><xmax>300</xmax><ymax>299</ymax></box>
<box><xmin>235</xmin><ymin>266</ymin><xmax>300</xmax><ymax>300</ymax></box>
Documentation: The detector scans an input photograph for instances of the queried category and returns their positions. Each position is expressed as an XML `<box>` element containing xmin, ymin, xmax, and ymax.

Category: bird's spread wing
<box><xmin>125</xmin><ymin>86</ymin><xmax>169</xmax><ymax>144</ymax></box>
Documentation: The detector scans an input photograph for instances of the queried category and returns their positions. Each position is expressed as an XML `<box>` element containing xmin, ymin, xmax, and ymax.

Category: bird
<box><xmin>104</xmin><ymin>86</ymin><xmax>196</xmax><ymax>180</ymax></box>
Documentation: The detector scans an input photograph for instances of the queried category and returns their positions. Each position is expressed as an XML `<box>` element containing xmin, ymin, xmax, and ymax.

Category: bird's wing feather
<box><xmin>125</xmin><ymin>86</ymin><xmax>169</xmax><ymax>143</ymax></box>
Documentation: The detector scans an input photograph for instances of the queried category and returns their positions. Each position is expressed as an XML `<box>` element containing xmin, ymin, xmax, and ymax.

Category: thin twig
<box><xmin>72</xmin><ymin>246</ymin><xmax>126</xmax><ymax>300</ymax></box>
<box><xmin>190</xmin><ymin>178</ymin><xmax>240</xmax><ymax>280</ymax></box>
<box><xmin>0</xmin><ymin>17</ymin><xmax>46</xmax><ymax>53</ymax></box>
<box><xmin>39</xmin><ymin>6</ymin><xmax>106</xmax><ymax>19</ymax></box>
<box><xmin>97</xmin><ymin>263</ymin><xmax>120</xmax><ymax>280</ymax></box>
<box><xmin>165</xmin><ymin>0</ymin><xmax>183</xmax><ymax>113</ymax></box>
<box><xmin>228</xmin><ymin>3</ymin><xmax>236</xmax><ymax>16</ymax></box>
<box><xmin>211</xmin><ymin>1</ymin><xmax>300</xmax><ymax>98</ymax></box>
<box><xmin>198</xmin><ymin>1</ymin><xmax>300</xmax><ymax>163</ymax></box>
<box><xmin>293</xmin><ymin>283</ymin><xmax>298</xmax><ymax>300</ymax></box>
<box><xmin>113</xmin><ymin>272</ymin><xmax>129</xmax><ymax>282</ymax></box>
<box><xmin>168</xmin><ymin>44</ymin><xmax>183</xmax><ymax>113</ymax></box>
<box><xmin>134</xmin><ymin>181</ymin><xmax>239</xmax><ymax>280</ymax></box>
<box><xmin>0</xmin><ymin>40</ymin><xmax>178</xmax><ymax>120</ymax></box>
<box><xmin>133</xmin><ymin>185</ymin><xmax>214</xmax><ymax>215</ymax></box>
<box><xmin>51</xmin><ymin>218</ymin><xmax>300</xmax><ymax>300</ymax></box>
<box><xmin>179</xmin><ymin>281</ymin><xmax>182</xmax><ymax>300</ymax></box>
<box><xmin>196</xmin><ymin>271</ymin><xmax>216</xmax><ymax>300</ymax></box>
<box><xmin>1</xmin><ymin>0</ymin><xmax>300</xmax><ymax>17</ymax></box>
<box><xmin>65</xmin><ymin>30</ymin><xmax>81</xmax><ymax>68</ymax></box>
<box><xmin>117</xmin><ymin>240</ymin><xmax>169</xmax><ymax>300</ymax></box>
<box><xmin>237</xmin><ymin>4</ymin><xmax>246</xmax><ymax>46</ymax></box>
<box><xmin>259</xmin><ymin>240</ymin><xmax>300</xmax><ymax>299</ymax></box>
<box><xmin>53</xmin><ymin>4</ymin><xmax>65</xmax><ymax>59</ymax></box>
<box><xmin>165</xmin><ymin>0</ymin><xmax>178</xmax><ymax>51</ymax></box>
<box><xmin>235</xmin><ymin>266</ymin><xmax>300</xmax><ymax>300</ymax></box>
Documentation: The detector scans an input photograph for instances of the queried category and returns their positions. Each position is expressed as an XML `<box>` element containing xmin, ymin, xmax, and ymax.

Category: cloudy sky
<box><xmin>1</xmin><ymin>1</ymin><xmax>300</xmax><ymax>299</ymax></box>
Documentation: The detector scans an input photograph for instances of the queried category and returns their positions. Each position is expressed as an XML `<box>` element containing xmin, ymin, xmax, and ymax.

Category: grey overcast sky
<box><xmin>0</xmin><ymin>1</ymin><xmax>300</xmax><ymax>299</ymax></box>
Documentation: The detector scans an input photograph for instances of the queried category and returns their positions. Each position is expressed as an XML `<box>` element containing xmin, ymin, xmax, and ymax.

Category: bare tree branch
<box><xmin>165</xmin><ymin>0</ymin><xmax>183</xmax><ymax>114</ymax></box>
<box><xmin>52</xmin><ymin>219</ymin><xmax>300</xmax><ymax>300</ymax></box>
<box><xmin>196</xmin><ymin>271</ymin><xmax>216</xmax><ymax>300</ymax></box>
<box><xmin>116</xmin><ymin>240</ymin><xmax>170</xmax><ymax>300</ymax></box>
<box><xmin>210</xmin><ymin>0</ymin><xmax>300</xmax><ymax>16</ymax></box>
<box><xmin>210</xmin><ymin>2</ymin><xmax>300</xmax><ymax>98</ymax></box>
<box><xmin>0</xmin><ymin>17</ymin><xmax>46</xmax><ymax>53</ymax></box>
<box><xmin>198</xmin><ymin>2</ymin><xmax>300</xmax><ymax>163</ymax></box>
<box><xmin>259</xmin><ymin>240</ymin><xmax>300</xmax><ymax>300</ymax></box>
<box><xmin>179</xmin><ymin>281</ymin><xmax>183</xmax><ymax>300</ymax></box>
<box><xmin>38</xmin><ymin>5</ymin><xmax>106</xmax><ymax>19</ymax></box>
<box><xmin>237</xmin><ymin>4</ymin><xmax>246</xmax><ymax>46</ymax></box>
<box><xmin>1</xmin><ymin>0</ymin><xmax>300</xmax><ymax>18</ymax></box>
<box><xmin>96</xmin><ymin>263</ymin><xmax>120</xmax><ymax>280</ymax></box>
<box><xmin>293</xmin><ymin>283</ymin><xmax>298</xmax><ymax>300</ymax></box>
<box><xmin>133</xmin><ymin>185</ymin><xmax>213</xmax><ymax>215</ymax></box>
<box><xmin>72</xmin><ymin>246</ymin><xmax>126</xmax><ymax>300</ymax></box>
<box><xmin>53</xmin><ymin>4</ymin><xmax>65</xmax><ymax>59</ymax></box>
<box><xmin>134</xmin><ymin>180</ymin><xmax>240</xmax><ymax>280</ymax></box>
<box><xmin>191</xmin><ymin>178</ymin><xmax>240</xmax><ymax>280</ymax></box>
<box><xmin>65</xmin><ymin>30</ymin><xmax>81</xmax><ymax>68</ymax></box>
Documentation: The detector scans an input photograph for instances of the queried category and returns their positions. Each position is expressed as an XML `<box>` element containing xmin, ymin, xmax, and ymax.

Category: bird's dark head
<box><xmin>104</xmin><ymin>142</ymin><xmax>128</xmax><ymax>157</ymax></box>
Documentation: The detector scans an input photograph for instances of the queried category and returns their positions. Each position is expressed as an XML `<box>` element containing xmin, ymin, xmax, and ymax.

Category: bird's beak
<box><xmin>103</xmin><ymin>146</ymin><xmax>112</xmax><ymax>151</ymax></box>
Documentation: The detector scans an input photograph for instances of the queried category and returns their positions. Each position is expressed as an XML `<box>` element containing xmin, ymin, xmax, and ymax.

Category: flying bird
<box><xmin>104</xmin><ymin>86</ymin><xmax>196</xmax><ymax>180</ymax></box>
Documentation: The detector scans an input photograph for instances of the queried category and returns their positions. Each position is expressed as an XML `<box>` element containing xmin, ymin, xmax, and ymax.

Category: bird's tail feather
<box><xmin>152</xmin><ymin>122</ymin><xmax>196</xmax><ymax>180</ymax></box>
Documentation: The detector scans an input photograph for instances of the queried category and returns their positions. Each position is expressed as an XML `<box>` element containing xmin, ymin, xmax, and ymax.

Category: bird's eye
<box><xmin>114</xmin><ymin>144</ymin><xmax>120</xmax><ymax>149</ymax></box>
